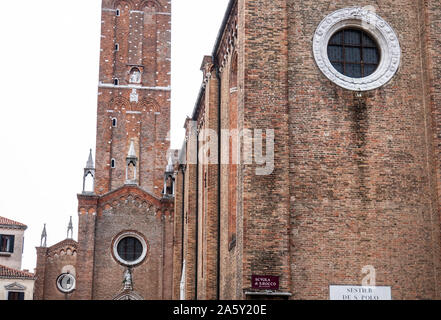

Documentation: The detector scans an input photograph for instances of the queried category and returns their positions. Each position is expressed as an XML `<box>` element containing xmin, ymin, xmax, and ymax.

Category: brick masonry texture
<box><xmin>95</xmin><ymin>0</ymin><xmax>171</xmax><ymax>199</ymax></box>
<box><xmin>35</xmin><ymin>0</ymin><xmax>175</xmax><ymax>300</ymax></box>
<box><xmin>35</xmin><ymin>0</ymin><xmax>441</xmax><ymax>300</ymax></box>
<box><xmin>34</xmin><ymin>240</ymin><xmax>78</xmax><ymax>300</ymax></box>
<box><xmin>287</xmin><ymin>0</ymin><xmax>441</xmax><ymax>300</ymax></box>
<box><xmin>174</xmin><ymin>0</ymin><xmax>441</xmax><ymax>300</ymax></box>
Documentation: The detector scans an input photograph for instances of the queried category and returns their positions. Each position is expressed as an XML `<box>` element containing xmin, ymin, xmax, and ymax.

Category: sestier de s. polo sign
<box><xmin>330</xmin><ymin>285</ymin><xmax>392</xmax><ymax>300</ymax></box>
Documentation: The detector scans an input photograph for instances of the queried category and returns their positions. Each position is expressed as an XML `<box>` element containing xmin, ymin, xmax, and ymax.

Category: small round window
<box><xmin>327</xmin><ymin>28</ymin><xmax>380</xmax><ymax>78</ymax></box>
<box><xmin>112</xmin><ymin>232</ymin><xmax>148</xmax><ymax>266</ymax></box>
<box><xmin>117</xmin><ymin>237</ymin><xmax>143</xmax><ymax>262</ymax></box>
<box><xmin>56</xmin><ymin>273</ymin><xmax>76</xmax><ymax>293</ymax></box>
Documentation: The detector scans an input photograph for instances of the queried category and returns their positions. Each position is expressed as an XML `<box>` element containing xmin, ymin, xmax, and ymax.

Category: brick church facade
<box><xmin>173</xmin><ymin>0</ymin><xmax>441</xmax><ymax>300</ymax></box>
<box><xmin>35</xmin><ymin>0</ymin><xmax>441</xmax><ymax>300</ymax></box>
<box><xmin>35</xmin><ymin>0</ymin><xmax>174</xmax><ymax>300</ymax></box>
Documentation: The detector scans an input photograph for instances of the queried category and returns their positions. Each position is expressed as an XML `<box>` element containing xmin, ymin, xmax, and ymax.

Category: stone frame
<box><xmin>56</xmin><ymin>273</ymin><xmax>76</xmax><ymax>293</ymax></box>
<box><xmin>313</xmin><ymin>7</ymin><xmax>401</xmax><ymax>91</ymax></box>
<box><xmin>111</xmin><ymin>231</ymin><xmax>148</xmax><ymax>267</ymax></box>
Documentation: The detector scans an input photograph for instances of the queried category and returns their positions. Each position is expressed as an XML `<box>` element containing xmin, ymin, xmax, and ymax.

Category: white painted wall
<box><xmin>0</xmin><ymin>278</ymin><xmax>35</xmax><ymax>300</ymax></box>
<box><xmin>0</xmin><ymin>227</ymin><xmax>25</xmax><ymax>270</ymax></box>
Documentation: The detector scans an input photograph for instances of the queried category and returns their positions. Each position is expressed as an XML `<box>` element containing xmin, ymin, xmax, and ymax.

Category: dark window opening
<box><xmin>116</xmin><ymin>9</ymin><xmax>120</xmax><ymax>16</ymax></box>
<box><xmin>112</xmin><ymin>118</ymin><xmax>117</xmax><ymax>127</ymax></box>
<box><xmin>117</xmin><ymin>237</ymin><xmax>143</xmax><ymax>262</ymax></box>
<box><xmin>8</xmin><ymin>292</ymin><xmax>24</xmax><ymax>300</ymax></box>
<box><xmin>115</xmin><ymin>43</ymin><xmax>119</xmax><ymax>51</ymax></box>
<box><xmin>166</xmin><ymin>175</ymin><xmax>174</xmax><ymax>194</ymax></box>
<box><xmin>111</xmin><ymin>159</ymin><xmax>116</xmax><ymax>168</ymax></box>
<box><xmin>0</xmin><ymin>235</ymin><xmax>14</xmax><ymax>253</ymax></box>
<box><xmin>327</xmin><ymin>28</ymin><xmax>380</xmax><ymax>78</ymax></box>
<box><xmin>114</xmin><ymin>78</ymin><xmax>119</xmax><ymax>86</ymax></box>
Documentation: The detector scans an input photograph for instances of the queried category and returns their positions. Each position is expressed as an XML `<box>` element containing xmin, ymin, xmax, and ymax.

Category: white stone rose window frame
<box><xmin>112</xmin><ymin>231</ymin><xmax>148</xmax><ymax>267</ymax></box>
<box><xmin>313</xmin><ymin>7</ymin><xmax>401</xmax><ymax>91</ymax></box>
<box><xmin>56</xmin><ymin>273</ymin><xmax>76</xmax><ymax>294</ymax></box>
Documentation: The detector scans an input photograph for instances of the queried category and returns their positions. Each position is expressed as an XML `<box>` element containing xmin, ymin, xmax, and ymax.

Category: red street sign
<box><xmin>252</xmin><ymin>275</ymin><xmax>279</xmax><ymax>290</ymax></box>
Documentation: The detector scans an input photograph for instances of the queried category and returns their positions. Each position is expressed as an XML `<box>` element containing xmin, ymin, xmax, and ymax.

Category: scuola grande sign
<box><xmin>252</xmin><ymin>275</ymin><xmax>279</xmax><ymax>290</ymax></box>
<box><xmin>329</xmin><ymin>285</ymin><xmax>392</xmax><ymax>300</ymax></box>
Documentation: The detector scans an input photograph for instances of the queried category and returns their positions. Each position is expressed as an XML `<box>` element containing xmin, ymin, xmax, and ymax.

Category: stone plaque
<box><xmin>329</xmin><ymin>285</ymin><xmax>392</xmax><ymax>300</ymax></box>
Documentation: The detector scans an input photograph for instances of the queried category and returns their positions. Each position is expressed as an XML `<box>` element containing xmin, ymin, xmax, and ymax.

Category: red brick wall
<box><xmin>172</xmin><ymin>169</ymin><xmax>184</xmax><ymax>299</ymax></box>
<box><xmin>175</xmin><ymin>0</ymin><xmax>441</xmax><ymax>301</ymax></box>
<box><xmin>241</xmin><ymin>0</ymin><xmax>291</xmax><ymax>299</ymax></box>
<box><xmin>76</xmin><ymin>199</ymin><xmax>98</xmax><ymax>300</ymax></box>
<box><xmin>34</xmin><ymin>247</ymin><xmax>47</xmax><ymax>300</ymax></box>
<box><xmin>91</xmin><ymin>194</ymin><xmax>173</xmax><ymax>300</ymax></box>
<box><xmin>420</xmin><ymin>0</ymin><xmax>441</xmax><ymax>297</ymax></box>
<box><xmin>220</xmin><ymin>49</ymin><xmax>242</xmax><ymax>299</ymax></box>
<box><xmin>182</xmin><ymin>121</ymin><xmax>198</xmax><ymax>300</ymax></box>
<box><xmin>37</xmin><ymin>0</ymin><xmax>175</xmax><ymax>300</ymax></box>
<box><xmin>34</xmin><ymin>241</ymin><xmax>78</xmax><ymax>300</ymax></box>
<box><xmin>196</xmin><ymin>60</ymin><xmax>220</xmax><ymax>300</ymax></box>
<box><xmin>287</xmin><ymin>0</ymin><xmax>441</xmax><ymax>299</ymax></box>
<box><xmin>95</xmin><ymin>0</ymin><xmax>171</xmax><ymax>198</ymax></box>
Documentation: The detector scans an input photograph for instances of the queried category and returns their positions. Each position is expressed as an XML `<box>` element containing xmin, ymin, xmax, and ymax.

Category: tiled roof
<box><xmin>0</xmin><ymin>216</ymin><xmax>27</xmax><ymax>229</ymax></box>
<box><xmin>0</xmin><ymin>264</ymin><xmax>35</xmax><ymax>280</ymax></box>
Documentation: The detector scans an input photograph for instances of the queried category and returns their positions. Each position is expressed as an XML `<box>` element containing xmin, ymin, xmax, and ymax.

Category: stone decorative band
<box><xmin>313</xmin><ymin>7</ymin><xmax>401</xmax><ymax>91</ymax></box>
<box><xmin>99</xmin><ymin>83</ymin><xmax>171</xmax><ymax>91</ymax></box>
<box><xmin>102</xmin><ymin>8</ymin><xmax>171</xmax><ymax>15</ymax></box>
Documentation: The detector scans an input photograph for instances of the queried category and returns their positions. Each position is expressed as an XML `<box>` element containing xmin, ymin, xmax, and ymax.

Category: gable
<box><xmin>4</xmin><ymin>282</ymin><xmax>26</xmax><ymax>291</ymax></box>
<box><xmin>97</xmin><ymin>185</ymin><xmax>173</xmax><ymax>217</ymax></box>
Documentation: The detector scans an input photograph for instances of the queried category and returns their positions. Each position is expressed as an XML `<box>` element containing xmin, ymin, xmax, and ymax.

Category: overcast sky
<box><xmin>0</xmin><ymin>0</ymin><xmax>230</xmax><ymax>271</ymax></box>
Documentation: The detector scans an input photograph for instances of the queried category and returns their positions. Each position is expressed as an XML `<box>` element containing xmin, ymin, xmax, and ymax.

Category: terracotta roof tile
<box><xmin>0</xmin><ymin>264</ymin><xmax>35</xmax><ymax>279</ymax></box>
<box><xmin>0</xmin><ymin>216</ymin><xmax>27</xmax><ymax>229</ymax></box>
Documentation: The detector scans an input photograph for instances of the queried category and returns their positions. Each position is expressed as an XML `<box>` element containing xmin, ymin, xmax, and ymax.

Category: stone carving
<box><xmin>130</xmin><ymin>88</ymin><xmax>139</xmax><ymax>102</ymax></box>
<box><xmin>123</xmin><ymin>268</ymin><xmax>133</xmax><ymax>290</ymax></box>
<box><xmin>312</xmin><ymin>7</ymin><xmax>401</xmax><ymax>91</ymax></box>
<box><xmin>129</xmin><ymin>68</ymin><xmax>141</xmax><ymax>84</ymax></box>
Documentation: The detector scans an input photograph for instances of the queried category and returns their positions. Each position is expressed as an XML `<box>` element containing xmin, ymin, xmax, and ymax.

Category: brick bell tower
<box><xmin>75</xmin><ymin>0</ymin><xmax>174</xmax><ymax>300</ymax></box>
<box><xmin>94</xmin><ymin>0</ymin><xmax>171</xmax><ymax>196</ymax></box>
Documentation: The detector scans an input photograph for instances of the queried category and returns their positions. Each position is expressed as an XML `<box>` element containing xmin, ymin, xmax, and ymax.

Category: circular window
<box><xmin>112</xmin><ymin>232</ymin><xmax>148</xmax><ymax>266</ymax></box>
<box><xmin>313</xmin><ymin>7</ymin><xmax>401</xmax><ymax>91</ymax></box>
<box><xmin>327</xmin><ymin>28</ymin><xmax>380</xmax><ymax>78</ymax></box>
<box><xmin>56</xmin><ymin>273</ymin><xmax>76</xmax><ymax>293</ymax></box>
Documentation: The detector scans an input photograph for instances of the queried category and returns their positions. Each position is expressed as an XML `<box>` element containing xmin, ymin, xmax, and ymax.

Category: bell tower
<box><xmin>94</xmin><ymin>0</ymin><xmax>171</xmax><ymax>197</ymax></box>
<box><xmin>73</xmin><ymin>0</ymin><xmax>174</xmax><ymax>300</ymax></box>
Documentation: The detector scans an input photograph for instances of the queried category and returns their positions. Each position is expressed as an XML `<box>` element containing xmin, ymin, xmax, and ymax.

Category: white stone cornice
<box><xmin>98</xmin><ymin>83</ymin><xmax>171</xmax><ymax>91</ymax></box>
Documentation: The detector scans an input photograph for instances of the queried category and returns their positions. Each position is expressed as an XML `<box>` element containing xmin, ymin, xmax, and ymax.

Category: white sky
<box><xmin>0</xmin><ymin>0</ymin><xmax>230</xmax><ymax>272</ymax></box>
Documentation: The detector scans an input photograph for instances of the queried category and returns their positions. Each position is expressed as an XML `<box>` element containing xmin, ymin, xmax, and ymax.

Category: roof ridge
<box><xmin>0</xmin><ymin>264</ymin><xmax>35</xmax><ymax>279</ymax></box>
<box><xmin>47</xmin><ymin>238</ymin><xmax>78</xmax><ymax>250</ymax></box>
<box><xmin>0</xmin><ymin>216</ymin><xmax>27</xmax><ymax>228</ymax></box>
